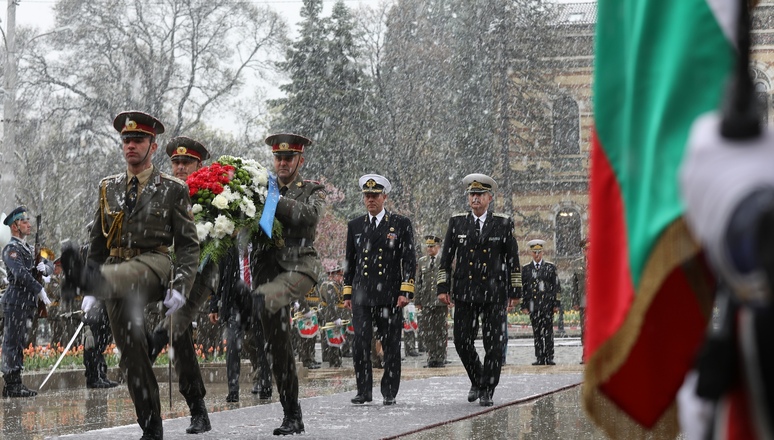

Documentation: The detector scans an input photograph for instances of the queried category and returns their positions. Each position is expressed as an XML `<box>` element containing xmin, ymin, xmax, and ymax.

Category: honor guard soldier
<box><xmin>437</xmin><ymin>174</ymin><xmax>522</xmax><ymax>407</ymax></box>
<box><xmin>249</xmin><ymin>133</ymin><xmax>326</xmax><ymax>435</ymax></box>
<box><xmin>60</xmin><ymin>111</ymin><xmax>207</xmax><ymax>439</ymax></box>
<box><xmin>521</xmin><ymin>239</ymin><xmax>561</xmax><ymax>366</ymax></box>
<box><xmin>318</xmin><ymin>264</ymin><xmax>349</xmax><ymax>368</ymax></box>
<box><xmin>294</xmin><ymin>285</ymin><xmax>322</xmax><ymax>369</ymax></box>
<box><xmin>416</xmin><ymin>235</ymin><xmax>448</xmax><ymax>368</ymax></box>
<box><xmin>139</xmin><ymin>136</ymin><xmax>217</xmax><ymax>431</ymax></box>
<box><xmin>343</xmin><ymin>174</ymin><xmax>417</xmax><ymax>406</ymax></box>
<box><xmin>1</xmin><ymin>206</ymin><xmax>53</xmax><ymax>397</ymax></box>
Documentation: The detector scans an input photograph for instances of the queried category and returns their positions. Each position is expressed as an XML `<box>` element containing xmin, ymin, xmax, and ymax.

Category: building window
<box><xmin>556</xmin><ymin>208</ymin><xmax>582</xmax><ymax>257</ymax></box>
<box><xmin>552</xmin><ymin>95</ymin><xmax>580</xmax><ymax>155</ymax></box>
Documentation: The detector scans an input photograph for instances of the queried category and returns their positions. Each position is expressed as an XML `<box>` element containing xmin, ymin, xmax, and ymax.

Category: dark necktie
<box><xmin>475</xmin><ymin>218</ymin><xmax>481</xmax><ymax>237</ymax></box>
<box><xmin>536</xmin><ymin>262</ymin><xmax>541</xmax><ymax>271</ymax></box>
<box><xmin>430</xmin><ymin>256</ymin><xmax>435</xmax><ymax>269</ymax></box>
<box><xmin>280</xmin><ymin>185</ymin><xmax>288</xmax><ymax>196</ymax></box>
<box><xmin>127</xmin><ymin>176</ymin><xmax>139</xmax><ymax>213</ymax></box>
<box><xmin>370</xmin><ymin>216</ymin><xmax>377</xmax><ymax>232</ymax></box>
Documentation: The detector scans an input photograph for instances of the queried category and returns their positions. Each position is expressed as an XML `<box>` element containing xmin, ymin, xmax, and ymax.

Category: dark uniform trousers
<box><xmin>352</xmin><ymin>304</ymin><xmax>403</xmax><ymax>397</ymax></box>
<box><xmin>295</xmin><ymin>295</ymin><xmax>318</xmax><ymax>366</ymax></box>
<box><xmin>454</xmin><ymin>301</ymin><xmax>506</xmax><ymax>395</ymax></box>
<box><xmin>530</xmin><ymin>306</ymin><xmax>555</xmax><ymax>362</ymax></box>
<box><xmin>1</xmin><ymin>304</ymin><xmax>36</xmax><ymax>383</ymax></box>
<box><xmin>226</xmin><ymin>298</ymin><xmax>271</xmax><ymax>394</ymax></box>
<box><xmin>83</xmin><ymin>301</ymin><xmax>115</xmax><ymax>384</ymax></box>
<box><xmin>421</xmin><ymin>306</ymin><xmax>448</xmax><ymax>364</ymax></box>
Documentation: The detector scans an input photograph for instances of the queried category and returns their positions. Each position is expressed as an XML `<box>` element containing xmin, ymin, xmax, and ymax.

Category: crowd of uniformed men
<box><xmin>0</xmin><ymin>109</ymin><xmax>585</xmax><ymax>438</ymax></box>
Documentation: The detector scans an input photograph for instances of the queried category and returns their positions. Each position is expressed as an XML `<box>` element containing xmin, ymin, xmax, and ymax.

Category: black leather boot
<box><xmin>2</xmin><ymin>383</ymin><xmax>37</xmax><ymax>398</ymax></box>
<box><xmin>273</xmin><ymin>405</ymin><xmax>304</xmax><ymax>435</ymax></box>
<box><xmin>139</xmin><ymin>415</ymin><xmax>163</xmax><ymax>440</ymax></box>
<box><xmin>185</xmin><ymin>398</ymin><xmax>212</xmax><ymax>434</ymax></box>
<box><xmin>147</xmin><ymin>327</ymin><xmax>169</xmax><ymax>364</ymax></box>
<box><xmin>59</xmin><ymin>243</ymin><xmax>84</xmax><ymax>301</ymax></box>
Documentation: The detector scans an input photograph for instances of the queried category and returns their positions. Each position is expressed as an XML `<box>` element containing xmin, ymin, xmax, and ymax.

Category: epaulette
<box><xmin>493</xmin><ymin>213</ymin><xmax>510</xmax><ymax>218</ymax></box>
<box><xmin>304</xmin><ymin>179</ymin><xmax>322</xmax><ymax>185</ymax></box>
<box><xmin>101</xmin><ymin>173</ymin><xmax>123</xmax><ymax>184</ymax></box>
<box><xmin>452</xmin><ymin>212</ymin><xmax>467</xmax><ymax>217</ymax></box>
<box><xmin>543</xmin><ymin>259</ymin><xmax>554</xmax><ymax>265</ymax></box>
<box><xmin>160</xmin><ymin>172</ymin><xmax>186</xmax><ymax>186</ymax></box>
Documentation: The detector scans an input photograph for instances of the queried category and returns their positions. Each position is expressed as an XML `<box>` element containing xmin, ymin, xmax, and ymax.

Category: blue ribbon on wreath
<box><xmin>259</xmin><ymin>174</ymin><xmax>279</xmax><ymax>238</ymax></box>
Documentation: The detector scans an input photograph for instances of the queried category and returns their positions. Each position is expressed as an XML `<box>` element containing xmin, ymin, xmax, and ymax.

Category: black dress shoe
<box><xmin>304</xmin><ymin>362</ymin><xmax>321</xmax><ymax>370</ymax></box>
<box><xmin>351</xmin><ymin>393</ymin><xmax>373</xmax><ymax>404</ymax></box>
<box><xmin>467</xmin><ymin>386</ymin><xmax>479</xmax><ymax>403</ymax></box>
<box><xmin>383</xmin><ymin>397</ymin><xmax>396</xmax><ymax>405</ymax></box>
<box><xmin>273</xmin><ymin>415</ymin><xmax>304</xmax><ymax>435</ymax></box>
<box><xmin>257</xmin><ymin>386</ymin><xmax>272</xmax><ymax>400</ymax></box>
<box><xmin>2</xmin><ymin>384</ymin><xmax>37</xmax><ymax>398</ymax></box>
<box><xmin>226</xmin><ymin>391</ymin><xmax>239</xmax><ymax>402</ymax></box>
<box><xmin>532</xmin><ymin>360</ymin><xmax>546</xmax><ymax>366</ymax></box>
<box><xmin>100</xmin><ymin>377</ymin><xmax>119</xmax><ymax>388</ymax></box>
<box><xmin>407</xmin><ymin>350</ymin><xmax>420</xmax><ymax>357</ymax></box>
<box><xmin>546</xmin><ymin>360</ymin><xmax>556</xmax><ymax>365</ymax></box>
<box><xmin>479</xmin><ymin>391</ymin><xmax>494</xmax><ymax>407</ymax></box>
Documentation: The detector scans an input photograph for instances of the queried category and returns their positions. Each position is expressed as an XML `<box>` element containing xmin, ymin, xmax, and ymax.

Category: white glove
<box><xmin>36</xmin><ymin>261</ymin><xmax>50</xmax><ymax>275</ymax></box>
<box><xmin>293</xmin><ymin>301</ymin><xmax>300</xmax><ymax>311</ymax></box>
<box><xmin>164</xmin><ymin>289</ymin><xmax>186</xmax><ymax>316</ymax></box>
<box><xmin>81</xmin><ymin>295</ymin><xmax>97</xmax><ymax>312</ymax></box>
<box><xmin>38</xmin><ymin>288</ymin><xmax>52</xmax><ymax>306</ymax></box>
<box><xmin>303</xmin><ymin>310</ymin><xmax>314</xmax><ymax>318</ymax></box>
<box><xmin>334</xmin><ymin>318</ymin><xmax>343</xmax><ymax>326</ymax></box>
<box><xmin>42</xmin><ymin>275</ymin><xmax>51</xmax><ymax>284</ymax></box>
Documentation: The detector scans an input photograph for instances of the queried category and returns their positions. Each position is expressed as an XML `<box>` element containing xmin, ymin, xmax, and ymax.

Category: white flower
<box><xmin>192</xmin><ymin>204</ymin><xmax>203</xmax><ymax>214</ymax></box>
<box><xmin>221</xmin><ymin>186</ymin><xmax>240</xmax><ymax>203</ymax></box>
<box><xmin>213</xmin><ymin>215</ymin><xmax>235</xmax><ymax>239</ymax></box>
<box><xmin>212</xmin><ymin>194</ymin><xmax>229</xmax><ymax>210</ymax></box>
<box><xmin>251</xmin><ymin>167</ymin><xmax>268</xmax><ymax>187</ymax></box>
<box><xmin>240</xmin><ymin>198</ymin><xmax>257</xmax><ymax>218</ymax></box>
<box><xmin>196</xmin><ymin>221</ymin><xmax>214</xmax><ymax>241</ymax></box>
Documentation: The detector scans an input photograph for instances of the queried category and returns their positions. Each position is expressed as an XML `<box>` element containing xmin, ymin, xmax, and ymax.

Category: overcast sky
<box><xmin>2</xmin><ymin>0</ymin><xmax>382</xmax><ymax>33</ymax></box>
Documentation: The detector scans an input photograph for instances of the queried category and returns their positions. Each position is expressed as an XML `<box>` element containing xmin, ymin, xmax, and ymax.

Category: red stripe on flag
<box><xmin>586</xmin><ymin>128</ymin><xmax>634</xmax><ymax>355</ymax></box>
<box><xmin>600</xmin><ymin>265</ymin><xmax>708</xmax><ymax>427</ymax></box>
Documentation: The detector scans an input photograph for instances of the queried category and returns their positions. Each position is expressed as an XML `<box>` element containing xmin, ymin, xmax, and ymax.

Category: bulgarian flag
<box><xmin>586</xmin><ymin>0</ymin><xmax>736</xmax><ymax>437</ymax></box>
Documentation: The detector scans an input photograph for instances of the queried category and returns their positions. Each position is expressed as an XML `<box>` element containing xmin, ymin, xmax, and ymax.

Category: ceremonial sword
<box><xmin>38</xmin><ymin>320</ymin><xmax>85</xmax><ymax>391</ymax></box>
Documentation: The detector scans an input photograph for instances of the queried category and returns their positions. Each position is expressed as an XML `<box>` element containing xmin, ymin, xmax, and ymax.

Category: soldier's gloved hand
<box><xmin>81</xmin><ymin>295</ymin><xmax>97</xmax><ymax>312</ymax></box>
<box><xmin>38</xmin><ymin>288</ymin><xmax>52</xmax><ymax>306</ymax></box>
<box><xmin>36</xmin><ymin>261</ymin><xmax>51</xmax><ymax>275</ymax></box>
<box><xmin>334</xmin><ymin>318</ymin><xmax>343</xmax><ymax>326</ymax></box>
<box><xmin>164</xmin><ymin>289</ymin><xmax>186</xmax><ymax>316</ymax></box>
<box><xmin>42</xmin><ymin>275</ymin><xmax>51</xmax><ymax>284</ymax></box>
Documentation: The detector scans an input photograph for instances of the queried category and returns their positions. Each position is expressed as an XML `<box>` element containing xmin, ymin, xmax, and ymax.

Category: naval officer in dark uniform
<box><xmin>437</xmin><ymin>174</ymin><xmax>522</xmax><ymax>407</ymax></box>
<box><xmin>521</xmin><ymin>239</ymin><xmax>561</xmax><ymax>366</ymax></box>
<box><xmin>343</xmin><ymin>174</ymin><xmax>416</xmax><ymax>406</ymax></box>
<box><xmin>1</xmin><ymin>206</ymin><xmax>52</xmax><ymax>397</ymax></box>
<box><xmin>61</xmin><ymin>111</ymin><xmax>204</xmax><ymax>439</ymax></box>
<box><xmin>249</xmin><ymin>133</ymin><xmax>326</xmax><ymax>435</ymax></box>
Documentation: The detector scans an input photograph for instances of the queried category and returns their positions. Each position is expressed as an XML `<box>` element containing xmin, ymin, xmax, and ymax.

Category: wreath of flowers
<box><xmin>187</xmin><ymin>155</ymin><xmax>282</xmax><ymax>263</ymax></box>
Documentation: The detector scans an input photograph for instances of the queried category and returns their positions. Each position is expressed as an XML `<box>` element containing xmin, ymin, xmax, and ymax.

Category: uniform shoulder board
<box><xmin>452</xmin><ymin>212</ymin><xmax>468</xmax><ymax>218</ymax></box>
<box><xmin>304</xmin><ymin>179</ymin><xmax>322</xmax><ymax>185</ymax></box>
<box><xmin>100</xmin><ymin>173</ymin><xmax>123</xmax><ymax>184</ymax></box>
<box><xmin>543</xmin><ymin>260</ymin><xmax>555</xmax><ymax>265</ymax></box>
<box><xmin>493</xmin><ymin>213</ymin><xmax>510</xmax><ymax>219</ymax></box>
<box><xmin>160</xmin><ymin>172</ymin><xmax>186</xmax><ymax>186</ymax></box>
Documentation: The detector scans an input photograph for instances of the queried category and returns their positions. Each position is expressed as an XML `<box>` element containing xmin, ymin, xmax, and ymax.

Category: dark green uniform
<box><xmin>251</xmin><ymin>173</ymin><xmax>325</xmax><ymax>431</ymax></box>
<box><xmin>415</xmin><ymin>254</ymin><xmax>447</xmax><ymax>366</ymax></box>
<box><xmin>318</xmin><ymin>279</ymin><xmax>350</xmax><ymax>367</ymax></box>
<box><xmin>87</xmin><ymin>165</ymin><xmax>199</xmax><ymax>434</ymax></box>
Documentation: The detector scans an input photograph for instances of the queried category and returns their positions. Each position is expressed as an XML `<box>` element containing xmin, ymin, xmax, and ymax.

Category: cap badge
<box><xmin>279</xmin><ymin>142</ymin><xmax>289</xmax><ymax>150</ymax></box>
<box><xmin>366</xmin><ymin>179</ymin><xmax>376</xmax><ymax>188</ymax></box>
<box><xmin>126</xmin><ymin>120</ymin><xmax>137</xmax><ymax>130</ymax></box>
<box><xmin>470</xmin><ymin>181</ymin><xmax>485</xmax><ymax>190</ymax></box>
<box><xmin>176</xmin><ymin>146</ymin><xmax>187</xmax><ymax>155</ymax></box>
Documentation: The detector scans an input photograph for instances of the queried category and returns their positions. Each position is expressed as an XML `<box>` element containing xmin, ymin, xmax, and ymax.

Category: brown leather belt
<box><xmin>109</xmin><ymin>246</ymin><xmax>169</xmax><ymax>260</ymax></box>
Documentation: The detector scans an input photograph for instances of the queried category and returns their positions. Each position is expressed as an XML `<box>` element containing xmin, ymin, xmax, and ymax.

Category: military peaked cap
<box><xmin>166</xmin><ymin>136</ymin><xmax>210</xmax><ymax>162</ymax></box>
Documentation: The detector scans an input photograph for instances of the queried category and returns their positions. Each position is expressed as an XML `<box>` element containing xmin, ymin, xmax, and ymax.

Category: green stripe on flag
<box><xmin>594</xmin><ymin>0</ymin><xmax>734</xmax><ymax>288</ymax></box>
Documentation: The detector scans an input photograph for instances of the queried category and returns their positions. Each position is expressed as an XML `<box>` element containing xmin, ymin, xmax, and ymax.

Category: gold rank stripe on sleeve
<box><xmin>437</xmin><ymin>271</ymin><xmax>448</xmax><ymax>285</ymax></box>
<box><xmin>342</xmin><ymin>285</ymin><xmax>352</xmax><ymax>296</ymax></box>
<box><xmin>511</xmin><ymin>272</ymin><xmax>522</xmax><ymax>288</ymax></box>
<box><xmin>400</xmin><ymin>281</ymin><xmax>415</xmax><ymax>294</ymax></box>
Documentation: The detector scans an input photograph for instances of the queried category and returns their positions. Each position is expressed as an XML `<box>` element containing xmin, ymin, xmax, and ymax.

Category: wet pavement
<box><xmin>1</xmin><ymin>335</ymin><xmax>609</xmax><ymax>439</ymax></box>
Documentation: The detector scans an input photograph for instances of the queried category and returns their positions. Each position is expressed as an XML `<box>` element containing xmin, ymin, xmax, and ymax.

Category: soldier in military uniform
<box><xmin>1</xmin><ymin>206</ymin><xmax>53</xmax><ymax>397</ymax></box>
<box><xmin>416</xmin><ymin>235</ymin><xmax>448</xmax><ymax>368</ymax></box>
<box><xmin>210</xmin><ymin>241</ymin><xmax>272</xmax><ymax>402</ymax></box>
<box><xmin>344</xmin><ymin>174</ymin><xmax>416</xmax><ymax>406</ymax></box>
<box><xmin>437</xmin><ymin>174</ymin><xmax>521</xmax><ymax>407</ymax></box>
<box><xmin>248</xmin><ymin>133</ymin><xmax>325</xmax><ymax>435</ymax></box>
<box><xmin>571</xmin><ymin>238</ymin><xmax>588</xmax><ymax>364</ymax></box>
<box><xmin>520</xmin><ymin>239</ymin><xmax>561</xmax><ymax>366</ymax></box>
<box><xmin>60</xmin><ymin>111</ymin><xmax>207</xmax><ymax>439</ymax></box>
<box><xmin>318</xmin><ymin>265</ymin><xmax>349</xmax><ymax>368</ymax></box>
<box><xmin>293</xmin><ymin>286</ymin><xmax>321</xmax><ymax>369</ymax></box>
<box><xmin>140</xmin><ymin>136</ymin><xmax>217</xmax><ymax>432</ymax></box>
